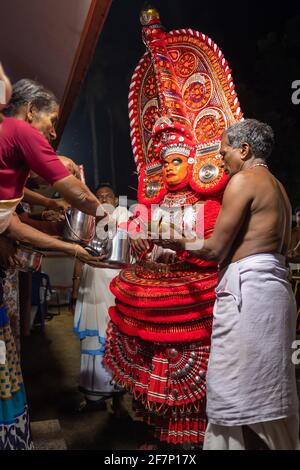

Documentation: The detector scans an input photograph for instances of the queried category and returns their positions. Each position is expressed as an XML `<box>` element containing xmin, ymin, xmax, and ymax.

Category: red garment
<box><xmin>0</xmin><ymin>117</ymin><xmax>70</xmax><ymax>200</ymax></box>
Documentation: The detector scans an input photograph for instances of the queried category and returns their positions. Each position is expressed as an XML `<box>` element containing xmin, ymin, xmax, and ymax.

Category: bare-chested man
<box><xmin>152</xmin><ymin>119</ymin><xmax>299</xmax><ymax>450</ymax></box>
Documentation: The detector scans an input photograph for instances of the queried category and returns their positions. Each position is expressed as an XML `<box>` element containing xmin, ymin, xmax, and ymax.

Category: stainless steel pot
<box><xmin>16</xmin><ymin>245</ymin><xmax>43</xmax><ymax>272</ymax></box>
<box><xmin>86</xmin><ymin>229</ymin><xmax>131</xmax><ymax>268</ymax></box>
<box><xmin>62</xmin><ymin>208</ymin><xmax>95</xmax><ymax>246</ymax></box>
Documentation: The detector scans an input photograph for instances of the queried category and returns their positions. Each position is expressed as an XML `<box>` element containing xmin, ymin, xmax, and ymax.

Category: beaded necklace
<box><xmin>249</xmin><ymin>162</ymin><xmax>269</xmax><ymax>170</ymax></box>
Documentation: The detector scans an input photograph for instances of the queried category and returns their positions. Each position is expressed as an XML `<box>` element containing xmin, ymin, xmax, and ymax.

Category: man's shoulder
<box><xmin>226</xmin><ymin>171</ymin><xmax>255</xmax><ymax>192</ymax></box>
<box><xmin>228</xmin><ymin>168</ymin><xmax>272</xmax><ymax>189</ymax></box>
<box><xmin>223</xmin><ymin>171</ymin><xmax>258</xmax><ymax>204</ymax></box>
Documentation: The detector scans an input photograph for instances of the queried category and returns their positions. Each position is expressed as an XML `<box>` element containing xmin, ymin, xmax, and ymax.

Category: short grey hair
<box><xmin>226</xmin><ymin>119</ymin><xmax>275</xmax><ymax>160</ymax></box>
<box><xmin>4</xmin><ymin>78</ymin><xmax>58</xmax><ymax>117</ymax></box>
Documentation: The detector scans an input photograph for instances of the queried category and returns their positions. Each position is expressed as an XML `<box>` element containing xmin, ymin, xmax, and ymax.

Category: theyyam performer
<box><xmin>104</xmin><ymin>7</ymin><xmax>242</xmax><ymax>446</ymax></box>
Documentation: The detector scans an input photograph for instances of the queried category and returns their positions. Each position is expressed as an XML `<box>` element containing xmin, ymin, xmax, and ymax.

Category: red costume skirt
<box><xmin>105</xmin><ymin>321</ymin><xmax>210</xmax><ymax>445</ymax></box>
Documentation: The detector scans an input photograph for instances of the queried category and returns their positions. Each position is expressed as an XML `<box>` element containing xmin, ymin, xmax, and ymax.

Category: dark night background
<box><xmin>58</xmin><ymin>0</ymin><xmax>300</xmax><ymax>209</ymax></box>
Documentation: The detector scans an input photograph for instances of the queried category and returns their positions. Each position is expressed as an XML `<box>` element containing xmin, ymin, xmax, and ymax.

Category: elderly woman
<box><xmin>2</xmin><ymin>79</ymin><xmax>84</xmax><ymax>340</ymax></box>
<box><xmin>0</xmin><ymin>67</ymin><xmax>105</xmax><ymax>449</ymax></box>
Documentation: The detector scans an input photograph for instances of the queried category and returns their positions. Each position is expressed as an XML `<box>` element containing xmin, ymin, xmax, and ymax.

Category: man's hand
<box><xmin>148</xmin><ymin>222</ymin><xmax>186</xmax><ymax>252</ymax></box>
<box><xmin>0</xmin><ymin>236</ymin><xmax>20</xmax><ymax>269</ymax></box>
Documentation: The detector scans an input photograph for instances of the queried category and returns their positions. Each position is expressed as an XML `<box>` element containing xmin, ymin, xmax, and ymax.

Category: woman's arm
<box><xmin>23</xmin><ymin>188</ymin><xmax>70</xmax><ymax>211</ymax></box>
<box><xmin>4</xmin><ymin>214</ymin><xmax>107</xmax><ymax>267</ymax></box>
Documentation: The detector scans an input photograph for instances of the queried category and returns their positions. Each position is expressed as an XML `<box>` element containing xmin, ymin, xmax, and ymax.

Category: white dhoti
<box><xmin>204</xmin><ymin>253</ymin><xmax>300</xmax><ymax>450</ymax></box>
<box><xmin>203</xmin><ymin>414</ymin><xmax>300</xmax><ymax>450</ymax></box>
<box><xmin>74</xmin><ymin>265</ymin><xmax>121</xmax><ymax>399</ymax></box>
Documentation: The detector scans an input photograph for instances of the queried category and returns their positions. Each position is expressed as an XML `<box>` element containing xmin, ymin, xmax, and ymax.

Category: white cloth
<box><xmin>74</xmin><ymin>265</ymin><xmax>119</xmax><ymax>397</ymax></box>
<box><xmin>79</xmin><ymin>343</ymin><xmax>117</xmax><ymax>398</ymax></box>
<box><xmin>74</xmin><ymin>265</ymin><xmax>117</xmax><ymax>341</ymax></box>
<box><xmin>203</xmin><ymin>414</ymin><xmax>300</xmax><ymax>450</ymax></box>
<box><xmin>0</xmin><ymin>199</ymin><xmax>20</xmax><ymax>234</ymax></box>
<box><xmin>206</xmin><ymin>253</ymin><xmax>299</xmax><ymax>426</ymax></box>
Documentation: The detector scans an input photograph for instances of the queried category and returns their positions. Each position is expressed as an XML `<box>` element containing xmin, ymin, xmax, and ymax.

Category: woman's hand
<box><xmin>41</xmin><ymin>210</ymin><xmax>66</xmax><ymax>222</ymax></box>
<box><xmin>58</xmin><ymin>156</ymin><xmax>81</xmax><ymax>179</ymax></box>
<box><xmin>47</xmin><ymin>198</ymin><xmax>70</xmax><ymax>211</ymax></box>
<box><xmin>73</xmin><ymin>244</ymin><xmax>112</xmax><ymax>268</ymax></box>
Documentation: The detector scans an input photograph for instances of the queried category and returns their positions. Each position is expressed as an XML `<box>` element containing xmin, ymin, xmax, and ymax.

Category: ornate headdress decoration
<box><xmin>129</xmin><ymin>7</ymin><xmax>243</xmax><ymax>204</ymax></box>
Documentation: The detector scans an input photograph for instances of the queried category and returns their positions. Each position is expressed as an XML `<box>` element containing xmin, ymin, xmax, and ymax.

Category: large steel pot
<box><xmin>62</xmin><ymin>208</ymin><xmax>95</xmax><ymax>246</ymax></box>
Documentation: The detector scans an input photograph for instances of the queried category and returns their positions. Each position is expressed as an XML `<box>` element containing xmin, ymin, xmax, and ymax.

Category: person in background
<box><xmin>72</xmin><ymin>183</ymin><xmax>129</xmax><ymax>415</ymax></box>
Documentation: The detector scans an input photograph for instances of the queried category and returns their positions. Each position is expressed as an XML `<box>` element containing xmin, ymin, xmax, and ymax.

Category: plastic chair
<box><xmin>41</xmin><ymin>256</ymin><xmax>74</xmax><ymax>315</ymax></box>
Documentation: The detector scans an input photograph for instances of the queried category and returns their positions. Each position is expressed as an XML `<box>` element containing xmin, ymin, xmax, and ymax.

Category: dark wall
<box><xmin>58</xmin><ymin>0</ymin><xmax>300</xmax><ymax>207</ymax></box>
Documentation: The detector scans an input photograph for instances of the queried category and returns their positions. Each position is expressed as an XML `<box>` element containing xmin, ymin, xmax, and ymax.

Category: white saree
<box><xmin>74</xmin><ymin>265</ymin><xmax>120</xmax><ymax>398</ymax></box>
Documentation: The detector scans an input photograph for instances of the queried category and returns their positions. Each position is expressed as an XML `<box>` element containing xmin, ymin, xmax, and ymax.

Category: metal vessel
<box><xmin>62</xmin><ymin>164</ymin><xmax>95</xmax><ymax>245</ymax></box>
<box><xmin>16</xmin><ymin>245</ymin><xmax>43</xmax><ymax>272</ymax></box>
<box><xmin>86</xmin><ymin>229</ymin><xmax>130</xmax><ymax>267</ymax></box>
<box><xmin>62</xmin><ymin>208</ymin><xmax>95</xmax><ymax>245</ymax></box>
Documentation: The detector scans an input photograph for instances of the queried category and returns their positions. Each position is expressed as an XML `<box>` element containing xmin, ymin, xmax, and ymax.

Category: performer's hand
<box><xmin>131</xmin><ymin>237</ymin><xmax>151</xmax><ymax>256</ymax></box>
<box><xmin>156</xmin><ymin>250</ymin><xmax>177</xmax><ymax>264</ymax></box>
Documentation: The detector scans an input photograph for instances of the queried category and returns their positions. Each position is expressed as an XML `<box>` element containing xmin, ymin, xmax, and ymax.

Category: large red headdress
<box><xmin>129</xmin><ymin>7</ymin><xmax>243</xmax><ymax>205</ymax></box>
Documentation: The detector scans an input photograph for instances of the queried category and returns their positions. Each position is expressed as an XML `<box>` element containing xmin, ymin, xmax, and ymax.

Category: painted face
<box><xmin>31</xmin><ymin>103</ymin><xmax>59</xmax><ymax>143</ymax></box>
<box><xmin>162</xmin><ymin>153</ymin><xmax>189</xmax><ymax>186</ymax></box>
<box><xmin>96</xmin><ymin>186</ymin><xmax>117</xmax><ymax>207</ymax></box>
<box><xmin>220</xmin><ymin>132</ymin><xmax>244</xmax><ymax>177</ymax></box>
